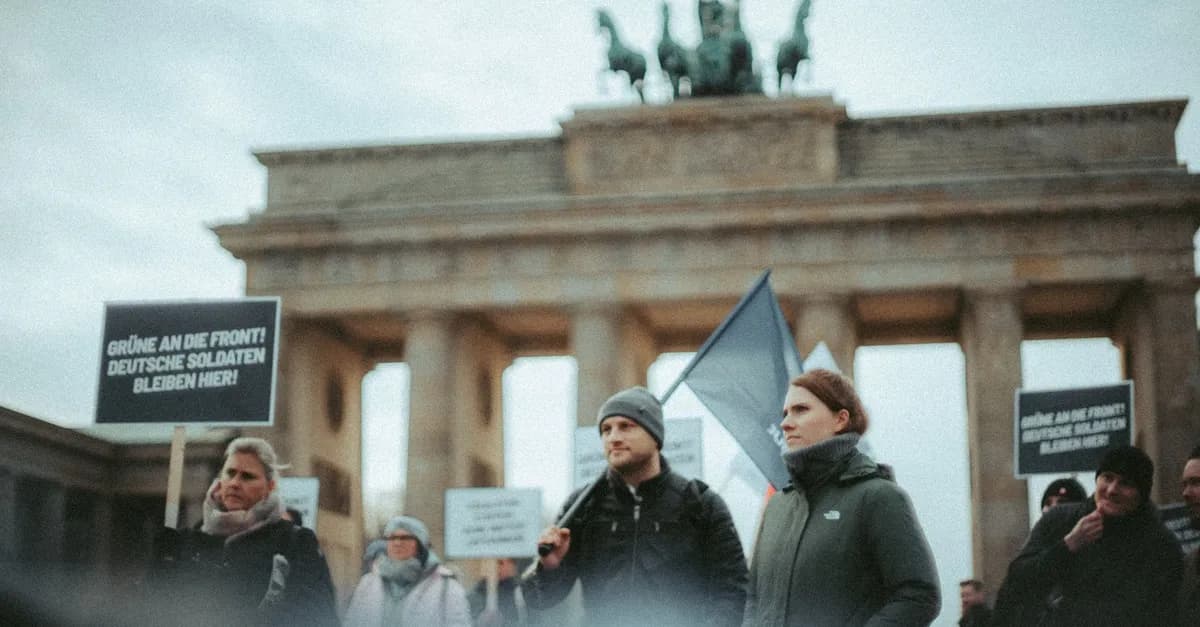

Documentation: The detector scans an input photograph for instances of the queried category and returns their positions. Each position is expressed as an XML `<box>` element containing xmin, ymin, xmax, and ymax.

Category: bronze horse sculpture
<box><xmin>657</xmin><ymin>2</ymin><xmax>691</xmax><ymax>98</ymax></box>
<box><xmin>776</xmin><ymin>0</ymin><xmax>812</xmax><ymax>92</ymax></box>
<box><xmin>661</xmin><ymin>0</ymin><xmax>762</xmax><ymax>98</ymax></box>
<box><xmin>597</xmin><ymin>8</ymin><xmax>648</xmax><ymax>102</ymax></box>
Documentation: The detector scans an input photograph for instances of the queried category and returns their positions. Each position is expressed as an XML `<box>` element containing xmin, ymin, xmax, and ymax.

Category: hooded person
<box><xmin>344</xmin><ymin>515</ymin><xmax>471</xmax><ymax>627</ymax></box>
<box><xmin>992</xmin><ymin>445</ymin><xmax>1183</xmax><ymax>626</ymax></box>
<box><xmin>1040</xmin><ymin>477</ymin><xmax>1087</xmax><ymax>513</ymax></box>
<box><xmin>146</xmin><ymin>437</ymin><xmax>339</xmax><ymax>627</ymax></box>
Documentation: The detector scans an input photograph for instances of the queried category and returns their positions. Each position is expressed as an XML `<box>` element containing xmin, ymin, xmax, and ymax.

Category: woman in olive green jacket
<box><xmin>744</xmin><ymin>369</ymin><xmax>940</xmax><ymax>626</ymax></box>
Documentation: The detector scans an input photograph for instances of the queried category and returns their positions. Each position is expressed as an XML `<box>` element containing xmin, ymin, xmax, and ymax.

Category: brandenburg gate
<box><xmin>215</xmin><ymin>95</ymin><xmax>1200</xmax><ymax>597</ymax></box>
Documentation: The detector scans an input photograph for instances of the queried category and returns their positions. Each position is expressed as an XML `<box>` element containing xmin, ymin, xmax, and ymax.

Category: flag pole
<box><xmin>660</xmin><ymin>269</ymin><xmax>773</xmax><ymax>404</ymax></box>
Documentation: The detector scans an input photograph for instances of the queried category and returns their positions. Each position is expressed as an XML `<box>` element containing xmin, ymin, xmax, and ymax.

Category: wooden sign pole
<box><xmin>485</xmin><ymin>558</ymin><xmax>499</xmax><ymax>613</ymax></box>
<box><xmin>163</xmin><ymin>425</ymin><xmax>187</xmax><ymax>528</ymax></box>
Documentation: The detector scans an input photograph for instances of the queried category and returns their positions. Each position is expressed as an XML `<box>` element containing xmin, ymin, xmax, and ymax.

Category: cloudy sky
<box><xmin>4</xmin><ymin>0</ymin><xmax>1197</xmax><ymax>426</ymax></box>
<box><xmin>4</xmin><ymin>2</ymin><xmax>1198</xmax><ymax>623</ymax></box>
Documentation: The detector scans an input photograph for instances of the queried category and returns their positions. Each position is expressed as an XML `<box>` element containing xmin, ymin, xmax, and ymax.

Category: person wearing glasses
<box><xmin>345</xmin><ymin>515</ymin><xmax>471</xmax><ymax>626</ymax></box>
<box><xmin>148</xmin><ymin>437</ymin><xmax>338</xmax><ymax>626</ymax></box>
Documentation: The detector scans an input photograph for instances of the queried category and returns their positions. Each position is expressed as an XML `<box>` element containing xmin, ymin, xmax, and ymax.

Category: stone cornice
<box><xmin>562</xmin><ymin>94</ymin><xmax>847</xmax><ymax>132</ymax></box>
<box><xmin>0</xmin><ymin>405</ymin><xmax>116</xmax><ymax>461</ymax></box>
<box><xmin>254</xmin><ymin>135</ymin><xmax>562</xmax><ymax>167</ymax></box>
<box><xmin>249</xmin><ymin>99</ymin><xmax>1185</xmax><ymax>169</ymax></box>
<box><xmin>213</xmin><ymin>170</ymin><xmax>1200</xmax><ymax>255</ymax></box>
<box><xmin>847</xmin><ymin>98</ymin><xmax>1187</xmax><ymax>132</ymax></box>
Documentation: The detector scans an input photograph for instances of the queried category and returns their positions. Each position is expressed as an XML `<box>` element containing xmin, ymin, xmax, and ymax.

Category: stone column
<box><xmin>0</xmin><ymin>469</ymin><xmax>14</xmax><ymax>561</ymax></box>
<box><xmin>404</xmin><ymin>313</ymin><xmax>457</xmax><ymax>548</ymax></box>
<box><xmin>1118</xmin><ymin>278</ymin><xmax>1200</xmax><ymax>502</ymax></box>
<box><xmin>960</xmin><ymin>288</ymin><xmax>1027</xmax><ymax>591</ymax></box>
<box><xmin>450</xmin><ymin>319</ymin><xmax>511</xmax><ymax>489</ymax></box>
<box><xmin>618</xmin><ymin>313</ymin><xmax>657</xmax><ymax>392</ymax></box>
<box><xmin>246</xmin><ymin>318</ymin><xmax>305</xmax><ymax>469</ymax></box>
<box><xmin>43</xmin><ymin>481</ymin><xmax>67</xmax><ymax>562</ymax></box>
<box><xmin>793</xmin><ymin>293</ymin><xmax>857</xmax><ymax>378</ymax></box>
<box><xmin>571</xmin><ymin>305</ymin><xmax>623</xmax><ymax>427</ymax></box>
<box><xmin>92</xmin><ymin>492</ymin><xmax>115</xmax><ymax>574</ymax></box>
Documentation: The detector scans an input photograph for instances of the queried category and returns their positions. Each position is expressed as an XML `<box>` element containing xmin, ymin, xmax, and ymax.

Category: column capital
<box><xmin>962</xmin><ymin>284</ymin><xmax>1023</xmax><ymax>301</ymax></box>
<box><xmin>1141</xmin><ymin>276</ymin><xmax>1200</xmax><ymax>295</ymax></box>
<box><xmin>567</xmin><ymin>302</ymin><xmax>623</xmax><ymax>318</ymax></box>
<box><xmin>404</xmin><ymin>308</ymin><xmax>456</xmax><ymax>325</ymax></box>
<box><xmin>781</xmin><ymin>291</ymin><xmax>855</xmax><ymax>309</ymax></box>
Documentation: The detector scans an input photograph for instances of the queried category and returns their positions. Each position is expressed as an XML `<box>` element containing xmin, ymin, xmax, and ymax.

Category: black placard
<box><xmin>1160</xmin><ymin>502</ymin><xmax>1200</xmax><ymax>555</ymax></box>
<box><xmin>95</xmin><ymin>298</ymin><xmax>279</xmax><ymax>425</ymax></box>
<box><xmin>1014</xmin><ymin>382</ymin><xmax>1133</xmax><ymax>476</ymax></box>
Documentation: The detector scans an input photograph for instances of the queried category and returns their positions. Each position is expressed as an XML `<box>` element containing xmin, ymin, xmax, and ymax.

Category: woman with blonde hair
<box><xmin>149</xmin><ymin>437</ymin><xmax>338</xmax><ymax>626</ymax></box>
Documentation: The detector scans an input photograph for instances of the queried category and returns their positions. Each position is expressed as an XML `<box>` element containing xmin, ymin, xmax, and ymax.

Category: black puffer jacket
<box><xmin>524</xmin><ymin>459</ymin><xmax>747</xmax><ymax>627</ymax></box>
<box><xmin>992</xmin><ymin>497</ymin><xmax>1182</xmax><ymax>627</ymax></box>
<box><xmin>146</xmin><ymin>520</ymin><xmax>340</xmax><ymax>627</ymax></box>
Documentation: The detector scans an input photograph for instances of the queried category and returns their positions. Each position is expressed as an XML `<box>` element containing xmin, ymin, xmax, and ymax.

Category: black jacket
<box><xmin>524</xmin><ymin>459</ymin><xmax>747</xmax><ymax>627</ymax></box>
<box><xmin>992</xmin><ymin>498</ymin><xmax>1182</xmax><ymax>627</ymax></box>
<box><xmin>146</xmin><ymin>520</ymin><xmax>340</xmax><ymax>627</ymax></box>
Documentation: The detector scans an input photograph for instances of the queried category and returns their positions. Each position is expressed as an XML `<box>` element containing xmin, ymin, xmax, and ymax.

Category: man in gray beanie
<box><xmin>525</xmin><ymin>386</ymin><xmax>747</xmax><ymax>627</ymax></box>
<box><xmin>597</xmin><ymin>386</ymin><xmax>664</xmax><ymax>449</ymax></box>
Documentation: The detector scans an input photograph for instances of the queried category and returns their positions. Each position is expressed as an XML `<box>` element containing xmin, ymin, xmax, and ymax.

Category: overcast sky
<box><xmin>3</xmin><ymin>1</ymin><xmax>1197</xmax><ymax>426</ymax></box>
<box><xmin>4</xmin><ymin>3</ymin><xmax>1198</xmax><ymax>624</ymax></box>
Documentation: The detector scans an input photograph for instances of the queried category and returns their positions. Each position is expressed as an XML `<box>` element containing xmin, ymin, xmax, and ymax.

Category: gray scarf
<box><xmin>199</xmin><ymin>478</ymin><xmax>284</xmax><ymax>543</ymax></box>
<box><xmin>783</xmin><ymin>432</ymin><xmax>861</xmax><ymax>491</ymax></box>
<box><xmin>377</xmin><ymin>551</ymin><xmax>441</xmax><ymax>624</ymax></box>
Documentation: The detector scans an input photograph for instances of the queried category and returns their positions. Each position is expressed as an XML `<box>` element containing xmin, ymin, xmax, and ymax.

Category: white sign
<box><xmin>573</xmin><ymin>417</ymin><xmax>704</xmax><ymax>489</ymax></box>
<box><xmin>277</xmin><ymin>477</ymin><xmax>319</xmax><ymax>533</ymax></box>
<box><xmin>445</xmin><ymin>487</ymin><xmax>541</xmax><ymax>559</ymax></box>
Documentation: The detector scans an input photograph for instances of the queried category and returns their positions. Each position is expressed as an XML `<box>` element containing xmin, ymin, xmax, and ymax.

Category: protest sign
<box><xmin>1014</xmin><ymin>381</ymin><xmax>1133</xmax><ymax>476</ymax></box>
<box><xmin>445</xmin><ymin>488</ymin><xmax>541</xmax><ymax>559</ymax></box>
<box><xmin>1160</xmin><ymin>502</ymin><xmax>1200</xmax><ymax>554</ymax></box>
<box><xmin>96</xmin><ymin>298</ymin><xmax>280</xmax><ymax>425</ymax></box>
<box><xmin>278</xmin><ymin>477</ymin><xmax>320</xmax><ymax>533</ymax></box>
<box><xmin>573</xmin><ymin>417</ymin><xmax>703</xmax><ymax>489</ymax></box>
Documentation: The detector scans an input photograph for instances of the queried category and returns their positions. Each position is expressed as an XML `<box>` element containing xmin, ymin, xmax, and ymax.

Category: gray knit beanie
<box><xmin>597</xmin><ymin>386</ymin><xmax>664</xmax><ymax>449</ymax></box>
<box><xmin>384</xmin><ymin>515</ymin><xmax>431</xmax><ymax>562</ymax></box>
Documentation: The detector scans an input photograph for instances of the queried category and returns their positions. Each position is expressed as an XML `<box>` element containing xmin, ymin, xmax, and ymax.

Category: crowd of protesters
<box><xmin>116</xmin><ymin>371</ymin><xmax>1200</xmax><ymax>626</ymax></box>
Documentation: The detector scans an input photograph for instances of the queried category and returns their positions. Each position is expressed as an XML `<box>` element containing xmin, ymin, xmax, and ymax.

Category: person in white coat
<box><xmin>345</xmin><ymin>515</ymin><xmax>470</xmax><ymax>627</ymax></box>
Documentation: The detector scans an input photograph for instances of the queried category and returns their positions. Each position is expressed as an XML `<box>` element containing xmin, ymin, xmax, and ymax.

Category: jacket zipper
<box><xmin>631</xmin><ymin>489</ymin><xmax>642</xmax><ymax>579</ymax></box>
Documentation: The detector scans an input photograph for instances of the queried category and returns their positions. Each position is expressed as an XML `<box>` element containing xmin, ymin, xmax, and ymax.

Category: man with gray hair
<box><xmin>524</xmin><ymin>386</ymin><xmax>748</xmax><ymax>627</ymax></box>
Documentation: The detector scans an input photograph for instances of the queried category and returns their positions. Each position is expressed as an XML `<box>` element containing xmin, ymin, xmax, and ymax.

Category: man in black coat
<box><xmin>524</xmin><ymin>387</ymin><xmax>747</xmax><ymax>627</ymax></box>
<box><xmin>957</xmin><ymin>578</ymin><xmax>992</xmax><ymax>627</ymax></box>
<box><xmin>1179</xmin><ymin>444</ymin><xmax>1200</xmax><ymax>624</ymax></box>
<box><xmin>992</xmin><ymin>445</ymin><xmax>1183</xmax><ymax>626</ymax></box>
